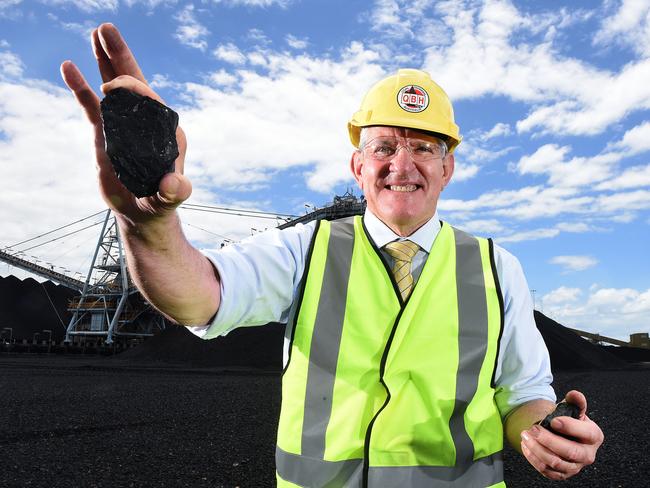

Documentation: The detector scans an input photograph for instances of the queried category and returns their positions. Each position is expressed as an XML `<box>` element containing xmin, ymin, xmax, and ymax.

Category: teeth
<box><xmin>389</xmin><ymin>185</ymin><xmax>417</xmax><ymax>192</ymax></box>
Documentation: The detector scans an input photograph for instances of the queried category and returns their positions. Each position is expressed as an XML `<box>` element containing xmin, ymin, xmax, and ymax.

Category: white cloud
<box><xmin>174</xmin><ymin>4</ymin><xmax>209</xmax><ymax>51</ymax></box>
<box><xmin>246</xmin><ymin>28</ymin><xmax>270</xmax><ymax>45</ymax></box>
<box><xmin>495</xmin><ymin>227</ymin><xmax>559</xmax><ymax>244</ymax></box>
<box><xmin>366</xmin><ymin>0</ymin><xmax>454</xmax><ymax>48</ymax></box>
<box><xmin>593</xmin><ymin>0</ymin><xmax>650</xmax><ymax>57</ymax></box>
<box><xmin>550</xmin><ymin>255</ymin><xmax>598</xmax><ymax>272</ymax></box>
<box><xmin>555</xmin><ymin>222</ymin><xmax>603</xmax><ymax>233</ymax></box>
<box><xmin>39</xmin><ymin>0</ymin><xmax>118</xmax><ymax>12</ymax></box>
<box><xmin>213</xmin><ymin>42</ymin><xmax>246</xmax><ymax>64</ymax></box>
<box><xmin>211</xmin><ymin>0</ymin><xmax>291</xmax><ymax>8</ymax></box>
<box><xmin>206</xmin><ymin>69</ymin><xmax>237</xmax><ymax>86</ymax></box>
<box><xmin>54</xmin><ymin>16</ymin><xmax>96</xmax><ymax>39</ymax></box>
<box><xmin>517</xmin><ymin>144</ymin><xmax>619</xmax><ymax>189</ymax></box>
<box><xmin>455</xmin><ymin>219</ymin><xmax>505</xmax><ymax>235</ymax></box>
<box><xmin>517</xmin><ymin>144</ymin><xmax>570</xmax><ymax>175</ymax></box>
<box><xmin>150</xmin><ymin>73</ymin><xmax>183</xmax><ymax>90</ymax></box>
<box><xmin>458</xmin><ymin>143</ymin><xmax>514</xmax><ymax>165</ymax></box>
<box><xmin>0</xmin><ymin>0</ymin><xmax>22</xmax><ymax>11</ymax></box>
<box><xmin>452</xmin><ymin>161</ymin><xmax>480</xmax><ymax>181</ymax></box>
<box><xmin>368</xmin><ymin>0</ymin><xmax>415</xmax><ymax>40</ymax></box>
<box><xmin>541</xmin><ymin>285</ymin><xmax>650</xmax><ymax>340</ymax></box>
<box><xmin>247</xmin><ymin>51</ymin><xmax>267</xmax><ymax>66</ymax></box>
<box><xmin>0</xmin><ymin>49</ymin><xmax>24</xmax><ymax>78</ymax></box>
<box><xmin>596</xmin><ymin>189</ymin><xmax>650</xmax><ymax>212</ymax></box>
<box><xmin>595</xmin><ymin>164</ymin><xmax>650</xmax><ymax>191</ymax></box>
<box><xmin>608</xmin><ymin>121</ymin><xmax>650</xmax><ymax>156</ymax></box>
<box><xmin>285</xmin><ymin>34</ymin><xmax>308</xmax><ymax>50</ymax></box>
<box><xmin>542</xmin><ymin>286</ymin><xmax>582</xmax><ymax>306</ymax></box>
<box><xmin>124</xmin><ymin>0</ymin><xmax>178</xmax><ymax>7</ymax></box>
<box><xmin>480</xmin><ymin>122</ymin><xmax>511</xmax><ymax>140</ymax></box>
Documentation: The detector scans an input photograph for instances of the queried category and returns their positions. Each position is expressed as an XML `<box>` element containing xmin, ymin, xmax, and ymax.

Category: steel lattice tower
<box><xmin>65</xmin><ymin>210</ymin><xmax>165</xmax><ymax>345</ymax></box>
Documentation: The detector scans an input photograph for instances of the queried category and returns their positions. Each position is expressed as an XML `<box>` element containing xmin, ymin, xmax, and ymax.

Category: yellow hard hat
<box><xmin>348</xmin><ymin>68</ymin><xmax>461</xmax><ymax>153</ymax></box>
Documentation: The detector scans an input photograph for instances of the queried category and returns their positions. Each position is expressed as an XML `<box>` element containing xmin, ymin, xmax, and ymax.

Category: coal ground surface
<box><xmin>1</xmin><ymin>355</ymin><xmax>648</xmax><ymax>488</ymax></box>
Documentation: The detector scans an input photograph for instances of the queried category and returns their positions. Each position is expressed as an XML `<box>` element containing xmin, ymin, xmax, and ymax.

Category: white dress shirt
<box><xmin>188</xmin><ymin>209</ymin><xmax>556</xmax><ymax>418</ymax></box>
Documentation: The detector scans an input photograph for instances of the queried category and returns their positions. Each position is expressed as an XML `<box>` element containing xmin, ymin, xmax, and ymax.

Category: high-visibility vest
<box><xmin>276</xmin><ymin>216</ymin><xmax>506</xmax><ymax>488</ymax></box>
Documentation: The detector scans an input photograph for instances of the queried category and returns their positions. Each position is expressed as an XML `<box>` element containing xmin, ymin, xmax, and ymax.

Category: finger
<box><xmin>101</xmin><ymin>75</ymin><xmax>165</xmax><ymax>104</ymax></box>
<box><xmin>521</xmin><ymin>439</ymin><xmax>569</xmax><ymax>481</ymax></box>
<box><xmin>550</xmin><ymin>415</ymin><xmax>604</xmax><ymax>448</ymax></box>
<box><xmin>97</xmin><ymin>23</ymin><xmax>147</xmax><ymax>84</ymax></box>
<box><xmin>522</xmin><ymin>433</ymin><xmax>580</xmax><ymax>476</ymax></box>
<box><xmin>175</xmin><ymin>127</ymin><xmax>187</xmax><ymax>174</ymax></box>
<box><xmin>92</xmin><ymin>28</ymin><xmax>117</xmax><ymax>83</ymax></box>
<box><xmin>60</xmin><ymin>60</ymin><xmax>104</xmax><ymax>141</ymax></box>
<box><xmin>532</xmin><ymin>424</ymin><xmax>597</xmax><ymax>466</ymax></box>
<box><xmin>564</xmin><ymin>390</ymin><xmax>587</xmax><ymax>417</ymax></box>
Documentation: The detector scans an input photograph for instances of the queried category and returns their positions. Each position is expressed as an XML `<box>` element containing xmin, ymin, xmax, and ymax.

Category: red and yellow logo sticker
<box><xmin>397</xmin><ymin>85</ymin><xmax>429</xmax><ymax>113</ymax></box>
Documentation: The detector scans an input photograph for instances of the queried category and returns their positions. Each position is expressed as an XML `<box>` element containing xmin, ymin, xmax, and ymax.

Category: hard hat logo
<box><xmin>397</xmin><ymin>85</ymin><xmax>429</xmax><ymax>113</ymax></box>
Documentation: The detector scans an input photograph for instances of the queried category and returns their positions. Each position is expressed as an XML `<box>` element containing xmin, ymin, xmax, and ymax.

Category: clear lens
<box><xmin>361</xmin><ymin>136</ymin><xmax>446</xmax><ymax>162</ymax></box>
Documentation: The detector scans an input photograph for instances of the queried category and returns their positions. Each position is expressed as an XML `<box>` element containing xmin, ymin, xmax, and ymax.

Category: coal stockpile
<box><xmin>534</xmin><ymin>311</ymin><xmax>628</xmax><ymax>371</ymax></box>
<box><xmin>0</xmin><ymin>356</ymin><xmax>279</xmax><ymax>488</ymax></box>
<box><xmin>601</xmin><ymin>345</ymin><xmax>650</xmax><ymax>363</ymax></box>
<box><xmin>0</xmin><ymin>275</ymin><xmax>78</xmax><ymax>343</ymax></box>
<box><xmin>118</xmin><ymin>323</ymin><xmax>284</xmax><ymax>369</ymax></box>
<box><xmin>1</xmin><ymin>356</ymin><xmax>648</xmax><ymax>488</ymax></box>
<box><xmin>117</xmin><ymin>310</ymin><xmax>638</xmax><ymax>372</ymax></box>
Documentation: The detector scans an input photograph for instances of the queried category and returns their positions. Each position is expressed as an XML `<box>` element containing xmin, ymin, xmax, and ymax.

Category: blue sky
<box><xmin>1</xmin><ymin>0</ymin><xmax>649</xmax><ymax>340</ymax></box>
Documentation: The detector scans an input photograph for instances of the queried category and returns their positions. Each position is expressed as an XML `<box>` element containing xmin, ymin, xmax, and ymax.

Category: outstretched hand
<box><xmin>520</xmin><ymin>390</ymin><xmax>604</xmax><ymax>481</ymax></box>
<box><xmin>60</xmin><ymin>23</ymin><xmax>191</xmax><ymax>223</ymax></box>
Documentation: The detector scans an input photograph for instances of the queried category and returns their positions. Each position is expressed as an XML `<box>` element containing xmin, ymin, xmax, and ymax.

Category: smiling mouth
<box><xmin>387</xmin><ymin>184</ymin><xmax>419</xmax><ymax>192</ymax></box>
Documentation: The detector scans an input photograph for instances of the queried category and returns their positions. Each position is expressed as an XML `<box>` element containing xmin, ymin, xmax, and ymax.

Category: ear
<box><xmin>442</xmin><ymin>153</ymin><xmax>455</xmax><ymax>188</ymax></box>
<box><xmin>350</xmin><ymin>150</ymin><xmax>364</xmax><ymax>190</ymax></box>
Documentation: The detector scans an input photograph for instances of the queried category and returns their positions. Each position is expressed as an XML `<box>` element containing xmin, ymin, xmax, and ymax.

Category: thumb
<box><xmin>157</xmin><ymin>172</ymin><xmax>192</xmax><ymax>207</ymax></box>
<box><xmin>564</xmin><ymin>390</ymin><xmax>587</xmax><ymax>419</ymax></box>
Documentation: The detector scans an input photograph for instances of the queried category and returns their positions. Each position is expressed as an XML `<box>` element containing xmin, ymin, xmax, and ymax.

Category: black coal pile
<box><xmin>601</xmin><ymin>344</ymin><xmax>650</xmax><ymax>362</ymax></box>
<box><xmin>117</xmin><ymin>323</ymin><xmax>284</xmax><ymax>369</ymax></box>
<box><xmin>534</xmin><ymin>311</ymin><xmax>628</xmax><ymax>371</ymax></box>
<box><xmin>2</xmin><ymin>357</ymin><xmax>648</xmax><ymax>488</ymax></box>
<box><xmin>0</xmin><ymin>275</ymin><xmax>78</xmax><ymax>342</ymax></box>
<box><xmin>101</xmin><ymin>88</ymin><xmax>179</xmax><ymax>197</ymax></box>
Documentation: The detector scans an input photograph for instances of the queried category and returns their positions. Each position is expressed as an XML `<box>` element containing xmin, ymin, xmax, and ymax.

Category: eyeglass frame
<box><xmin>358</xmin><ymin>134</ymin><xmax>448</xmax><ymax>163</ymax></box>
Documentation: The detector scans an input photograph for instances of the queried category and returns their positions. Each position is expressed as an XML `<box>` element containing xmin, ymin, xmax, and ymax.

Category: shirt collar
<box><xmin>363</xmin><ymin>208</ymin><xmax>441</xmax><ymax>253</ymax></box>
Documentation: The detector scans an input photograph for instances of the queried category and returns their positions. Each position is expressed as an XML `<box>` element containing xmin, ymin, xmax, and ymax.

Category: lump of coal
<box><xmin>100</xmin><ymin>88</ymin><xmax>179</xmax><ymax>198</ymax></box>
<box><xmin>539</xmin><ymin>401</ymin><xmax>581</xmax><ymax>437</ymax></box>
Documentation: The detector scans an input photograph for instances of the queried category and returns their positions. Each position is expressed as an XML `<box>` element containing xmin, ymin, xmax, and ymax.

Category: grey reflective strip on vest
<box><xmin>276</xmin><ymin>447</ymin><xmax>364</xmax><ymax>488</ymax></box>
<box><xmin>301</xmin><ymin>218</ymin><xmax>355</xmax><ymax>459</ymax></box>
<box><xmin>448</xmin><ymin>227</ymin><xmax>490</xmax><ymax>468</ymax></box>
<box><xmin>367</xmin><ymin>452</ymin><xmax>503</xmax><ymax>487</ymax></box>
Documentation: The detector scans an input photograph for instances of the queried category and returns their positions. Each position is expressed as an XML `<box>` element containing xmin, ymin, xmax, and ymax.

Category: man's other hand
<box><xmin>520</xmin><ymin>390</ymin><xmax>604</xmax><ymax>481</ymax></box>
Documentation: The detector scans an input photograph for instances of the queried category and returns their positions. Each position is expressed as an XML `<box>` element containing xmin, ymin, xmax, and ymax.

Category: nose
<box><xmin>390</xmin><ymin>145</ymin><xmax>416</xmax><ymax>172</ymax></box>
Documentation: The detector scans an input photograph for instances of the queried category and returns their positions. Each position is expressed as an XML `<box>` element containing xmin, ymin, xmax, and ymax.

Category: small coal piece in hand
<box><xmin>538</xmin><ymin>401</ymin><xmax>581</xmax><ymax>438</ymax></box>
<box><xmin>100</xmin><ymin>88</ymin><xmax>179</xmax><ymax>198</ymax></box>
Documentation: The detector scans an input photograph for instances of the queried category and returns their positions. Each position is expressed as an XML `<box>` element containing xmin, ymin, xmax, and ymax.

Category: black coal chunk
<box><xmin>100</xmin><ymin>88</ymin><xmax>179</xmax><ymax>198</ymax></box>
<box><xmin>539</xmin><ymin>401</ymin><xmax>581</xmax><ymax>437</ymax></box>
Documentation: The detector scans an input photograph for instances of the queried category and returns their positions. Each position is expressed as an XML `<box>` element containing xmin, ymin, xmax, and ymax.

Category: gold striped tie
<box><xmin>384</xmin><ymin>240</ymin><xmax>420</xmax><ymax>301</ymax></box>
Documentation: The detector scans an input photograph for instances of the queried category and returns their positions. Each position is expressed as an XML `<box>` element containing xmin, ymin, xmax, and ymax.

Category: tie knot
<box><xmin>384</xmin><ymin>240</ymin><xmax>420</xmax><ymax>262</ymax></box>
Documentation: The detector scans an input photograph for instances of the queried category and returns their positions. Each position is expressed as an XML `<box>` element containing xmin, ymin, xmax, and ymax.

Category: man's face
<box><xmin>350</xmin><ymin>126</ymin><xmax>454</xmax><ymax>237</ymax></box>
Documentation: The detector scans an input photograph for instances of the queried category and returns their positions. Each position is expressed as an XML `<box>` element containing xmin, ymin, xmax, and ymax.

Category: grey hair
<box><xmin>358</xmin><ymin>127</ymin><xmax>369</xmax><ymax>149</ymax></box>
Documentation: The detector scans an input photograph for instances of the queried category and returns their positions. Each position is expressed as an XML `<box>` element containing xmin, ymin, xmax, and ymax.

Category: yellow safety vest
<box><xmin>276</xmin><ymin>216</ymin><xmax>505</xmax><ymax>487</ymax></box>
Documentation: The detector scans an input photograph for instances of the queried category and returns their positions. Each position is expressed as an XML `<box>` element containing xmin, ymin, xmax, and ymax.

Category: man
<box><xmin>61</xmin><ymin>23</ymin><xmax>603</xmax><ymax>487</ymax></box>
